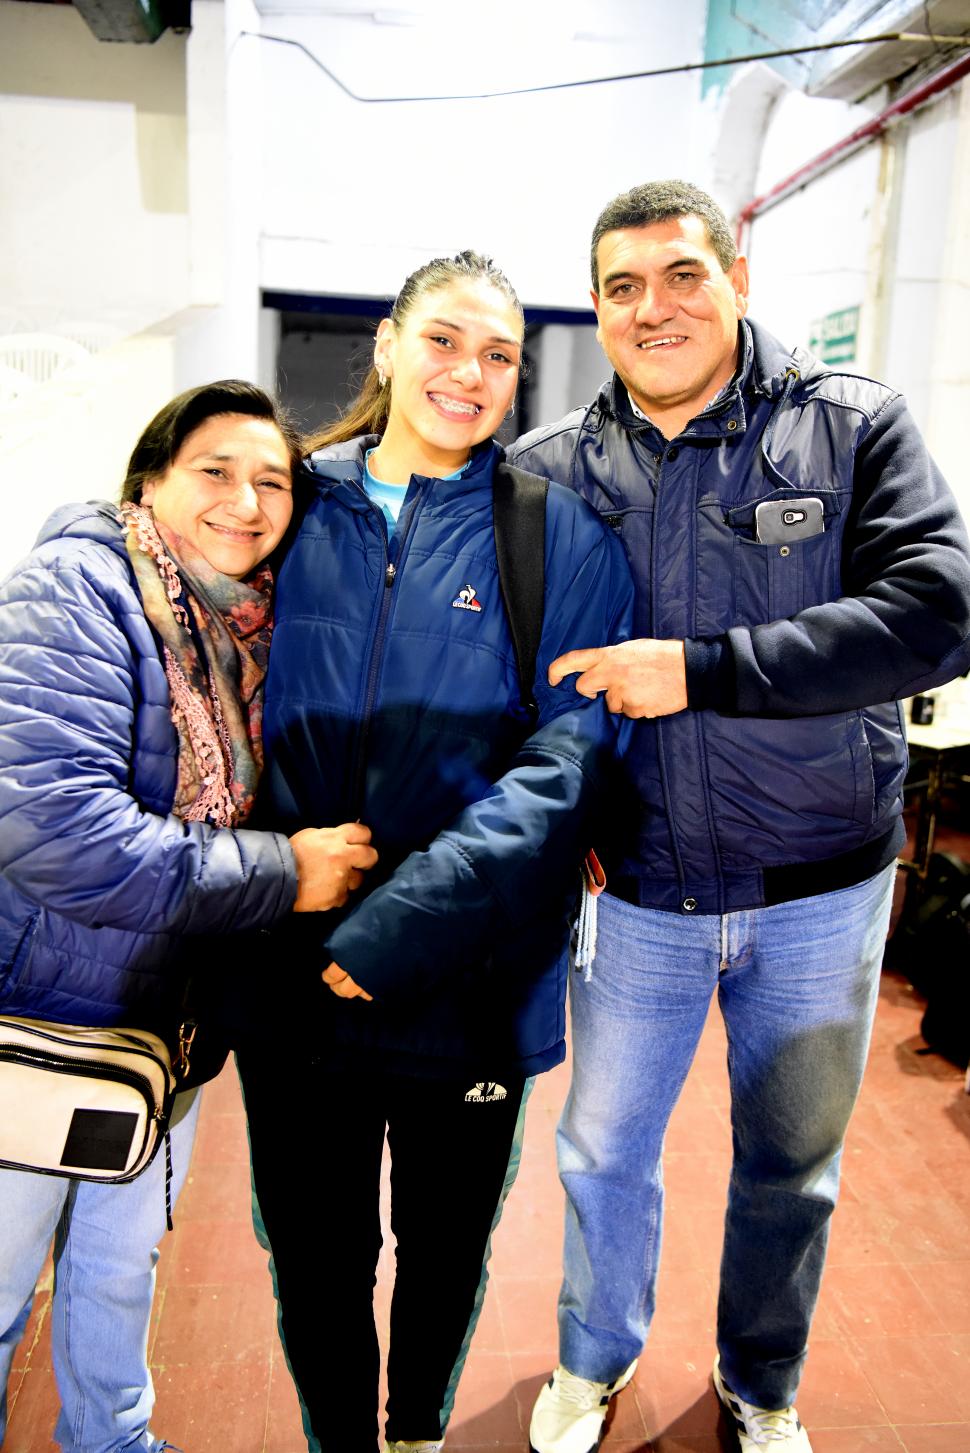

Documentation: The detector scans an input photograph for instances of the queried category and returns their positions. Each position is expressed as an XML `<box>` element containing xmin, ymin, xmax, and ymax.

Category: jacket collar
<box><xmin>304</xmin><ymin>435</ymin><xmax>499</xmax><ymax>509</ymax></box>
<box><xmin>594</xmin><ymin>317</ymin><xmax>805</xmax><ymax>444</ymax></box>
<box><xmin>746</xmin><ymin>317</ymin><xmax>806</xmax><ymax>399</ymax></box>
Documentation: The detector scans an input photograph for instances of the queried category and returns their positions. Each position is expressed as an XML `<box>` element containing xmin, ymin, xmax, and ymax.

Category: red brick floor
<box><xmin>5</xmin><ymin>967</ymin><xmax>970</xmax><ymax>1453</ymax></box>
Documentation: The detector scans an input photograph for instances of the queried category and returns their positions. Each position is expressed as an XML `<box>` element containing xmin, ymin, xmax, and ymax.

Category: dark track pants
<box><xmin>238</xmin><ymin>1052</ymin><xmax>530</xmax><ymax>1452</ymax></box>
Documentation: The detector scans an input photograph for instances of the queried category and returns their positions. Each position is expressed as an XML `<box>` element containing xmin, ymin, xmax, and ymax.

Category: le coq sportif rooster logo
<box><xmin>464</xmin><ymin>1081</ymin><xmax>507</xmax><ymax>1102</ymax></box>
<box><xmin>452</xmin><ymin>582</ymin><xmax>483</xmax><ymax>613</ymax></box>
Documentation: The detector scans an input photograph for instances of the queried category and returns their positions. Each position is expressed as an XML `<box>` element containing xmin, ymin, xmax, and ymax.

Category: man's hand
<box><xmin>548</xmin><ymin>639</ymin><xmax>688</xmax><ymax>719</ymax></box>
<box><xmin>289</xmin><ymin>823</ymin><xmax>378</xmax><ymax>912</ymax></box>
<box><xmin>322</xmin><ymin>961</ymin><xmax>373</xmax><ymax>1001</ymax></box>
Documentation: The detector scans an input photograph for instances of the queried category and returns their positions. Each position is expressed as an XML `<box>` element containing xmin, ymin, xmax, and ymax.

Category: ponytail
<box><xmin>304</xmin><ymin>365</ymin><xmax>390</xmax><ymax>453</ymax></box>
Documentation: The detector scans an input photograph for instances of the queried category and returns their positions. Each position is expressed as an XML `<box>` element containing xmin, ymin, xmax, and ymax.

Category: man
<box><xmin>508</xmin><ymin>180</ymin><xmax>970</xmax><ymax>1453</ymax></box>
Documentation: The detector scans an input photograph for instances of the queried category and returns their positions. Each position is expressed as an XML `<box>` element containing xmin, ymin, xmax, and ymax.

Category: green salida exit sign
<box><xmin>809</xmin><ymin>306</ymin><xmax>860</xmax><ymax>365</ymax></box>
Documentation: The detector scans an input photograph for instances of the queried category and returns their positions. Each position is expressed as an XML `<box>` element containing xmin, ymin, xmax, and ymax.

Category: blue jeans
<box><xmin>0</xmin><ymin>1090</ymin><xmax>200</xmax><ymax>1453</ymax></box>
<box><xmin>557</xmin><ymin>867</ymin><xmax>895</xmax><ymax>1409</ymax></box>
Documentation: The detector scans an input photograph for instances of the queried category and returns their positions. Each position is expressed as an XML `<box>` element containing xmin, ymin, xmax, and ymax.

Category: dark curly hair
<box><xmin>590</xmin><ymin>180</ymin><xmax>737</xmax><ymax>291</ymax></box>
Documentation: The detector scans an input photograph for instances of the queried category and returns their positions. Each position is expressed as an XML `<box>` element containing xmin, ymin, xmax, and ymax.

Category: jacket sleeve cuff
<box><xmin>684</xmin><ymin>636</ymin><xmax>737</xmax><ymax>711</ymax></box>
<box><xmin>271</xmin><ymin>832</ymin><xmax>299</xmax><ymax>917</ymax></box>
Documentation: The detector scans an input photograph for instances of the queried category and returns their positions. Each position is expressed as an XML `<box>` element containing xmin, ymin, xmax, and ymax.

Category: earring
<box><xmin>505</xmin><ymin>401</ymin><xmax>516</xmax><ymax>419</ymax></box>
<box><xmin>377</xmin><ymin>369</ymin><xmax>387</xmax><ymax>388</ymax></box>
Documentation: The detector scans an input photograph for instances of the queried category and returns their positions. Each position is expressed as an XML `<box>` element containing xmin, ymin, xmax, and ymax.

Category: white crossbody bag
<box><xmin>0</xmin><ymin>1017</ymin><xmax>177</xmax><ymax>1183</ymax></box>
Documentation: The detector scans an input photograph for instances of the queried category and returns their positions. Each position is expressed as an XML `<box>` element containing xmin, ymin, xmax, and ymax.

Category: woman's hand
<box><xmin>322</xmin><ymin>961</ymin><xmax>373</xmax><ymax>1001</ymax></box>
<box><xmin>288</xmin><ymin>823</ymin><xmax>378</xmax><ymax>912</ymax></box>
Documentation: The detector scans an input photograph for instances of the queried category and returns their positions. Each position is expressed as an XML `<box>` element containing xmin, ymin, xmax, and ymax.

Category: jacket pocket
<box><xmin>727</xmin><ymin>487</ymin><xmax>846</xmax><ymax>624</ymax></box>
<box><xmin>733</xmin><ymin>529</ymin><xmax>840</xmax><ymax>622</ymax></box>
<box><xmin>0</xmin><ymin>908</ymin><xmax>40</xmax><ymax>1004</ymax></box>
<box><xmin>862</xmin><ymin>700</ymin><xmax>908</xmax><ymax>823</ymax></box>
<box><xmin>710</xmin><ymin>710</ymin><xmax>875</xmax><ymax>867</ymax></box>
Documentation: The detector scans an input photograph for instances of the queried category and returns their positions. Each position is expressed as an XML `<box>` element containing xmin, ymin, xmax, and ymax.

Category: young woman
<box><xmin>236</xmin><ymin>254</ymin><xmax>634</xmax><ymax>1452</ymax></box>
<box><xmin>0</xmin><ymin>381</ymin><xmax>376</xmax><ymax>1453</ymax></box>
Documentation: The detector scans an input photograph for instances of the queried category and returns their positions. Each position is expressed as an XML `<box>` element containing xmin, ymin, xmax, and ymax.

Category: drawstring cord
<box><xmin>759</xmin><ymin>365</ymin><xmax>802</xmax><ymax>490</ymax></box>
<box><xmin>575</xmin><ymin>850</ymin><xmax>607</xmax><ymax>981</ymax></box>
<box><xmin>161</xmin><ymin>1019</ymin><xmax>196</xmax><ymax>1232</ymax></box>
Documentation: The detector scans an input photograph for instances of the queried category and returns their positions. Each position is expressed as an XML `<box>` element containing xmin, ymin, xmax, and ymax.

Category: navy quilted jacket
<box><xmin>253</xmin><ymin>440</ymin><xmax>634</xmax><ymax>1078</ymax></box>
<box><xmin>0</xmin><ymin>503</ymin><xmax>297</xmax><ymax>1028</ymax></box>
<box><xmin>507</xmin><ymin>320</ymin><xmax>970</xmax><ymax>915</ymax></box>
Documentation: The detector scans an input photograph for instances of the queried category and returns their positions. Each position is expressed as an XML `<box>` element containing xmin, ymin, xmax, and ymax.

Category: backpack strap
<box><xmin>492</xmin><ymin>462</ymin><xmax>548</xmax><ymax>719</ymax></box>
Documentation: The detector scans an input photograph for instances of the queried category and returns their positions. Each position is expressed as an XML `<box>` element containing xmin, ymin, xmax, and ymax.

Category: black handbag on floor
<box><xmin>917</xmin><ymin>879</ymin><xmax>970</xmax><ymax>1069</ymax></box>
<box><xmin>887</xmin><ymin>852</ymin><xmax>970</xmax><ymax>1067</ymax></box>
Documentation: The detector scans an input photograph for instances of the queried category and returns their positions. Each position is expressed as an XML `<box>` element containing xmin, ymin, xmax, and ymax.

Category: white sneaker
<box><xmin>529</xmin><ymin>1359</ymin><xmax>638</xmax><ymax>1453</ymax></box>
<box><xmin>713</xmin><ymin>1357</ymin><xmax>812</xmax><ymax>1450</ymax></box>
<box><xmin>383</xmin><ymin>1441</ymin><xmax>444</xmax><ymax>1453</ymax></box>
<box><xmin>383</xmin><ymin>1442</ymin><xmax>444</xmax><ymax>1452</ymax></box>
<box><xmin>383</xmin><ymin>1443</ymin><xmax>444</xmax><ymax>1452</ymax></box>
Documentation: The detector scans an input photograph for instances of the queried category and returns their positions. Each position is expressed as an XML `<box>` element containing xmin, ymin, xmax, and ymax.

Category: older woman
<box><xmin>0</xmin><ymin>380</ymin><xmax>376</xmax><ymax>1453</ymax></box>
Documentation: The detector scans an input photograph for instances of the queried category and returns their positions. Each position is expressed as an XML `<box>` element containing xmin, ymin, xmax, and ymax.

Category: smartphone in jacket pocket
<box><xmin>755</xmin><ymin>497</ymin><xmax>824</xmax><ymax>544</ymax></box>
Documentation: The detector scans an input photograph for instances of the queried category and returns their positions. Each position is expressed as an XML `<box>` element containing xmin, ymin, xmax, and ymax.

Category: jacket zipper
<box><xmin>650</xmin><ymin>448</ymin><xmax>689</xmax><ymax>897</ymax></box>
<box><xmin>0</xmin><ymin>1019</ymin><xmax>167</xmax><ymax>1057</ymax></box>
<box><xmin>4</xmin><ymin>908</ymin><xmax>39</xmax><ymax>983</ymax></box>
<box><xmin>348</xmin><ymin>485</ymin><xmax>425</xmax><ymax>817</ymax></box>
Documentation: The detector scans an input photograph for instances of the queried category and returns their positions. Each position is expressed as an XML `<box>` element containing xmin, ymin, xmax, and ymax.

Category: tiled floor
<box><xmin>5</xmin><ymin>965</ymin><xmax>970</xmax><ymax>1453</ymax></box>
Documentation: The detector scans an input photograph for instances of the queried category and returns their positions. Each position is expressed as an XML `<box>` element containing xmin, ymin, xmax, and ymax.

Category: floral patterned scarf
<box><xmin>120</xmin><ymin>502</ymin><xmax>274</xmax><ymax>827</ymax></box>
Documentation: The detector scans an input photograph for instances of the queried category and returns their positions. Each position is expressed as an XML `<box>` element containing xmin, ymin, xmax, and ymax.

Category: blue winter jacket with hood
<box><xmin>0</xmin><ymin>503</ymin><xmax>297</xmax><ymax>1030</ymax></box>
<box><xmin>507</xmin><ymin>319</ymin><xmax>970</xmax><ymax>915</ymax></box>
<box><xmin>251</xmin><ymin>439</ymin><xmax>634</xmax><ymax>1079</ymax></box>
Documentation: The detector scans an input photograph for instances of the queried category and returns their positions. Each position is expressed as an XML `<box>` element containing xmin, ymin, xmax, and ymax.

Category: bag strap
<box><xmin>492</xmin><ymin>462</ymin><xmax>548</xmax><ymax>719</ymax></box>
<box><xmin>164</xmin><ymin>1131</ymin><xmax>174</xmax><ymax>1231</ymax></box>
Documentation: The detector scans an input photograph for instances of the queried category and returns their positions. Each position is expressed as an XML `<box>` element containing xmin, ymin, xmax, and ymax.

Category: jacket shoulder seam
<box><xmin>797</xmin><ymin>380</ymin><xmax>900</xmax><ymax>427</ymax></box>
<box><xmin>510</xmin><ymin>411</ymin><xmax>587</xmax><ymax>454</ymax></box>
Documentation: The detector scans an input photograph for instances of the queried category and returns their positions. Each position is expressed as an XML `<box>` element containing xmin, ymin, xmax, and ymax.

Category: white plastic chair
<box><xmin>0</xmin><ymin>333</ymin><xmax>92</xmax><ymax>385</ymax></box>
<box><xmin>0</xmin><ymin>362</ymin><xmax>37</xmax><ymax>406</ymax></box>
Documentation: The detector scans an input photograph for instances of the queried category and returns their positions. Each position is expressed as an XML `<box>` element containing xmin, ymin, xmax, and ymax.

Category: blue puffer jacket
<box><xmin>507</xmin><ymin>319</ymin><xmax>970</xmax><ymax>915</ymax></box>
<box><xmin>254</xmin><ymin>439</ymin><xmax>634</xmax><ymax>1078</ymax></box>
<box><xmin>0</xmin><ymin>503</ymin><xmax>297</xmax><ymax>1029</ymax></box>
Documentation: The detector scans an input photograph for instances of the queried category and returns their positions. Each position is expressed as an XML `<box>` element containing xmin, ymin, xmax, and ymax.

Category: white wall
<box><xmin>743</xmin><ymin>84</ymin><xmax>886</xmax><ymax>349</ymax></box>
<box><xmin>924</xmin><ymin>77</ymin><xmax>970</xmax><ymax>505</ymax></box>
<box><xmin>745</xmin><ymin>142</ymin><xmax>883</xmax><ymax>354</ymax></box>
<box><xmin>743</xmin><ymin>75</ymin><xmax>970</xmax><ymax>519</ymax></box>
<box><xmin>0</xmin><ymin>1</ymin><xmax>193</xmax><ymax>574</ymax></box>
<box><xmin>1</xmin><ymin>0</ymin><xmax>714</xmax><ymax>577</ymax></box>
<box><xmin>886</xmin><ymin>84</ymin><xmax>964</xmax><ymax>451</ymax></box>
<box><xmin>253</xmin><ymin>1</ymin><xmax>710</xmax><ymax>311</ymax></box>
<box><xmin>0</xmin><ymin>0</ymin><xmax>279</xmax><ymax>575</ymax></box>
<box><xmin>4</xmin><ymin>0</ymin><xmax>967</xmax><ymax>571</ymax></box>
<box><xmin>250</xmin><ymin>0</ymin><xmax>711</xmax><ymax>442</ymax></box>
<box><xmin>0</xmin><ymin>328</ymin><xmax>184</xmax><ymax>574</ymax></box>
<box><xmin>0</xmin><ymin>2</ymin><xmax>190</xmax><ymax>341</ymax></box>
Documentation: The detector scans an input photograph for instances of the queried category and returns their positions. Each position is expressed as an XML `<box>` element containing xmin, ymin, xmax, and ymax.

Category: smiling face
<box><xmin>592</xmin><ymin>215</ymin><xmax>749</xmax><ymax>437</ymax></box>
<box><xmin>373</xmin><ymin>278</ymin><xmax>523</xmax><ymax>477</ymax></box>
<box><xmin>140</xmin><ymin>413</ymin><xmax>294</xmax><ymax>578</ymax></box>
